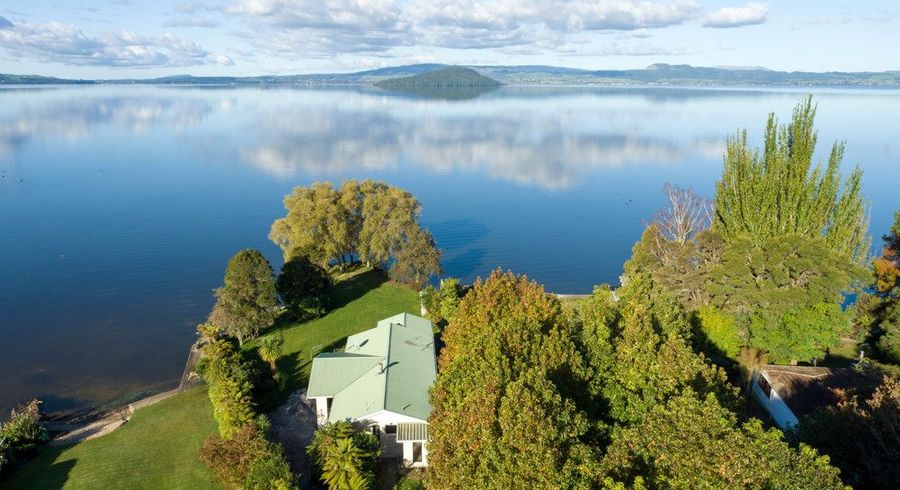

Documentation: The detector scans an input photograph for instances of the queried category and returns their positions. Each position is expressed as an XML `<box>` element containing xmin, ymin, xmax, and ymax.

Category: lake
<box><xmin>1</xmin><ymin>85</ymin><xmax>898</xmax><ymax>414</ymax></box>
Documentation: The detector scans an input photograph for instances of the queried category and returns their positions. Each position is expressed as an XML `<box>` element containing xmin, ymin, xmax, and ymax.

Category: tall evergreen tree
<box><xmin>714</xmin><ymin>96</ymin><xmax>869</xmax><ymax>263</ymax></box>
<box><xmin>209</xmin><ymin>249</ymin><xmax>279</xmax><ymax>346</ymax></box>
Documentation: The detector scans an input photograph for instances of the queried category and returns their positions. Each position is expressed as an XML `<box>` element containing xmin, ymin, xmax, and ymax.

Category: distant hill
<box><xmin>374</xmin><ymin>67</ymin><xmax>502</xmax><ymax>89</ymax></box>
<box><xmin>0</xmin><ymin>74</ymin><xmax>94</xmax><ymax>85</ymax></box>
<box><xmin>2</xmin><ymin>63</ymin><xmax>900</xmax><ymax>87</ymax></box>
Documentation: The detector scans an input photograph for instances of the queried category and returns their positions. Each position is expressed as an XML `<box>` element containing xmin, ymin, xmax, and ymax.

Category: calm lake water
<box><xmin>1</xmin><ymin>85</ymin><xmax>898</xmax><ymax>414</ymax></box>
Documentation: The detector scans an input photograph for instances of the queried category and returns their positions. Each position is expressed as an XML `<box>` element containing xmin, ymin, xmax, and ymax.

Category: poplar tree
<box><xmin>714</xmin><ymin>96</ymin><xmax>869</xmax><ymax>263</ymax></box>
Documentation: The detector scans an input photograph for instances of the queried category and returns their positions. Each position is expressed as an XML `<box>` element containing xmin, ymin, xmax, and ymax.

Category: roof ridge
<box><xmin>382</xmin><ymin>322</ymin><xmax>394</xmax><ymax>411</ymax></box>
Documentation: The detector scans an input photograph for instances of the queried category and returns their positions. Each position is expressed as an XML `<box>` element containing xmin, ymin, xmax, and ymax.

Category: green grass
<box><xmin>6</xmin><ymin>268</ymin><xmax>419</xmax><ymax>489</ymax></box>
<box><xmin>246</xmin><ymin>267</ymin><xmax>421</xmax><ymax>406</ymax></box>
<box><xmin>5</xmin><ymin>387</ymin><xmax>219</xmax><ymax>490</ymax></box>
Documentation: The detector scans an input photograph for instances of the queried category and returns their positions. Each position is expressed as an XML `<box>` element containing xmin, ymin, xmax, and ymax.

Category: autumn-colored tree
<box><xmin>427</xmin><ymin>270</ymin><xmax>598</xmax><ymax>489</ymax></box>
<box><xmin>601</xmin><ymin>391</ymin><xmax>847</xmax><ymax>489</ymax></box>
<box><xmin>209</xmin><ymin>249</ymin><xmax>279</xmax><ymax>346</ymax></box>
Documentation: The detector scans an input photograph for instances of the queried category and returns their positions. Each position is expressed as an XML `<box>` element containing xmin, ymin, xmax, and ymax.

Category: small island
<box><xmin>374</xmin><ymin>66</ymin><xmax>502</xmax><ymax>89</ymax></box>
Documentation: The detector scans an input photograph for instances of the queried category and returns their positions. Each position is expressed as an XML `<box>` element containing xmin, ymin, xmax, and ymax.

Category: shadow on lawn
<box><xmin>3</xmin><ymin>448</ymin><xmax>76</xmax><ymax>490</ymax></box>
<box><xmin>255</xmin><ymin>269</ymin><xmax>388</xmax><ymax>410</ymax></box>
<box><xmin>328</xmin><ymin>268</ymin><xmax>388</xmax><ymax>311</ymax></box>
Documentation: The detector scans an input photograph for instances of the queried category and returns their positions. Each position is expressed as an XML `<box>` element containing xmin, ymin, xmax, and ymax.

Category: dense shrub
<box><xmin>420</xmin><ymin>285</ymin><xmax>442</xmax><ymax>322</ymax></box>
<box><xmin>0</xmin><ymin>399</ymin><xmax>48</xmax><ymax>467</ymax></box>
<box><xmin>694</xmin><ymin>305</ymin><xmax>743</xmax><ymax>363</ymax></box>
<box><xmin>200</xmin><ymin>425</ymin><xmax>296</xmax><ymax>490</ymax></box>
<box><xmin>438</xmin><ymin>278</ymin><xmax>463</xmax><ymax>322</ymax></box>
<box><xmin>198</xmin><ymin>340</ymin><xmax>258</xmax><ymax>438</ymax></box>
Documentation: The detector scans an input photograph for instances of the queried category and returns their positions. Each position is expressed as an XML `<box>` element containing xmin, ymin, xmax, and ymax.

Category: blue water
<box><xmin>1</xmin><ymin>85</ymin><xmax>898</xmax><ymax>414</ymax></box>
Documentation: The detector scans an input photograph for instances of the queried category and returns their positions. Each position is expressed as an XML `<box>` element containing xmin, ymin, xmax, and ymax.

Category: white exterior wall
<box><xmin>354</xmin><ymin>410</ymin><xmax>429</xmax><ymax>467</ymax></box>
<box><xmin>402</xmin><ymin>440</ymin><xmax>428</xmax><ymax>468</ymax></box>
<box><xmin>313</xmin><ymin>397</ymin><xmax>331</xmax><ymax>427</ymax></box>
<box><xmin>751</xmin><ymin>372</ymin><xmax>799</xmax><ymax>429</ymax></box>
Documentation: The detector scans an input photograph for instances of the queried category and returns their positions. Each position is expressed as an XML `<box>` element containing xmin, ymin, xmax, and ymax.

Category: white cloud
<box><xmin>196</xmin><ymin>0</ymin><xmax>703</xmax><ymax>57</ymax></box>
<box><xmin>0</xmin><ymin>18</ymin><xmax>232</xmax><ymax>67</ymax></box>
<box><xmin>703</xmin><ymin>3</ymin><xmax>767</xmax><ymax>28</ymax></box>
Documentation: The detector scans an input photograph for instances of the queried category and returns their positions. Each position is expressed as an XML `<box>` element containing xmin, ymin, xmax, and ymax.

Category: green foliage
<box><xmin>388</xmin><ymin>227</ymin><xmax>442</xmax><ymax>289</ymax></box>
<box><xmin>798</xmin><ymin>375</ymin><xmax>900</xmax><ymax>490</ymax></box>
<box><xmin>258</xmin><ymin>334</ymin><xmax>285</xmax><ymax>375</ymax></box>
<box><xmin>598</xmin><ymin>275</ymin><xmax>737</xmax><ymax>424</ymax></box>
<box><xmin>695</xmin><ymin>305</ymin><xmax>743</xmax><ymax>361</ymax></box>
<box><xmin>198</xmin><ymin>340</ymin><xmax>257</xmax><ymax>439</ymax></box>
<box><xmin>276</xmin><ymin>255</ymin><xmax>332</xmax><ymax>321</ymax></box>
<box><xmin>420</xmin><ymin>285</ymin><xmax>442</xmax><ymax>322</ymax></box>
<box><xmin>750</xmin><ymin>302</ymin><xmax>850</xmax><ymax>364</ymax></box>
<box><xmin>714</xmin><ymin>96</ymin><xmax>869</xmax><ymax>263</ymax></box>
<box><xmin>708</xmin><ymin>234</ymin><xmax>856</xmax><ymax>317</ymax></box>
<box><xmin>876</xmin><ymin>302</ymin><xmax>900</xmax><ymax>363</ymax></box>
<box><xmin>269</xmin><ymin>180</ymin><xmax>442</xmax><ymax>287</ymax></box>
<box><xmin>210</xmin><ymin>249</ymin><xmax>279</xmax><ymax>346</ymax></box>
<box><xmin>396</xmin><ymin>469</ymin><xmax>427</xmax><ymax>490</ymax></box>
<box><xmin>602</xmin><ymin>391</ymin><xmax>847</xmax><ymax>489</ymax></box>
<box><xmin>0</xmin><ymin>399</ymin><xmax>48</xmax><ymax>470</ymax></box>
<box><xmin>306</xmin><ymin>421</ymin><xmax>380</xmax><ymax>490</ymax></box>
<box><xmin>438</xmin><ymin>278</ymin><xmax>462</xmax><ymax>321</ymax></box>
<box><xmin>200</xmin><ymin>424</ymin><xmax>297</xmax><ymax>490</ymax></box>
<box><xmin>623</xmin><ymin>225</ymin><xmax>725</xmax><ymax>310</ymax></box>
<box><xmin>245</xmin><ymin>444</ymin><xmax>297</xmax><ymax>490</ymax></box>
<box><xmin>0</xmin><ymin>400</ymin><xmax>47</xmax><ymax>449</ymax></box>
<box><xmin>428</xmin><ymin>270</ymin><xmax>596</xmax><ymax>489</ymax></box>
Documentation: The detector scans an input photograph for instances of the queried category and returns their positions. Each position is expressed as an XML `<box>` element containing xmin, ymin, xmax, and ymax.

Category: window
<box><xmin>758</xmin><ymin>374</ymin><xmax>773</xmax><ymax>399</ymax></box>
<box><xmin>327</xmin><ymin>397</ymin><xmax>333</xmax><ymax>413</ymax></box>
<box><xmin>384</xmin><ymin>424</ymin><xmax>397</xmax><ymax>435</ymax></box>
<box><xmin>412</xmin><ymin>442</ymin><xmax>423</xmax><ymax>463</ymax></box>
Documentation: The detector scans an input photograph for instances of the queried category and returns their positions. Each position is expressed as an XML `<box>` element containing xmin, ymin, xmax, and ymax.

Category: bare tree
<box><xmin>653</xmin><ymin>184</ymin><xmax>713</xmax><ymax>244</ymax></box>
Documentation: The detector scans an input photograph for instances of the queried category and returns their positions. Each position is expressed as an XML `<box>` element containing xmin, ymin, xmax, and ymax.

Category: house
<box><xmin>751</xmin><ymin>365</ymin><xmax>872</xmax><ymax>429</ymax></box>
<box><xmin>307</xmin><ymin>313</ymin><xmax>436</xmax><ymax>468</ymax></box>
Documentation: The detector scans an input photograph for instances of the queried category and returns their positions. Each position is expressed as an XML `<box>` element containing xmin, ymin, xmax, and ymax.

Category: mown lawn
<box><xmin>245</xmin><ymin>267</ymin><xmax>421</xmax><ymax>407</ymax></box>
<box><xmin>5</xmin><ymin>387</ymin><xmax>219</xmax><ymax>490</ymax></box>
<box><xmin>7</xmin><ymin>268</ymin><xmax>419</xmax><ymax>489</ymax></box>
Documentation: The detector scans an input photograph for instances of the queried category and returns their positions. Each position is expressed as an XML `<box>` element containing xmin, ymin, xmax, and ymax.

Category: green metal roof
<box><xmin>306</xmin><ymin>353</ymin><xmax>384</xmax><ymax>398</ymax></box>
<box><xmin>307</xmin><ymin>313</ymin><xmax>437</xmax><ymax>423</ymax></box>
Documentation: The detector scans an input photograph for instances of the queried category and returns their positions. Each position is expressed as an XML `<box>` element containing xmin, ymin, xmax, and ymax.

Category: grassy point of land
<box><xmin>5</xmin><ymin>387</ymin><xmax>219</xmax><ymax>490</ymax></box>
<box><xmin>246</xmin><ymin>267</ymin><xmax>421</xmax><ymax>407</ymax></box>
<box><xmin>8</xmin><ymin>268</ymin><xmax>419</xmax><ymax>489</ymax></box>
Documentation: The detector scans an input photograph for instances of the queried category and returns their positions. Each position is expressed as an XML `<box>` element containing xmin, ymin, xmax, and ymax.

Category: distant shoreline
<box><xmin>3</xmin><ymin>62</ymin><xmax>900</xmax><ymax>87</ymax></box>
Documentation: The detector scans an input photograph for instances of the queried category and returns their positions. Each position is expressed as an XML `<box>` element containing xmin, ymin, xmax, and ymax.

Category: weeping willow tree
<box><xmin>714</xmin><ymin>96</ymin><xmax>870</xmax><ymax>263</ymax></box>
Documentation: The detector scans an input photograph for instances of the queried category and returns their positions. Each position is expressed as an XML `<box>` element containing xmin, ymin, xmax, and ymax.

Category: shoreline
<box><xmin>42</xmin><ymin>341</ymin><xmax>204</xmax><ymax>445</ymax></box>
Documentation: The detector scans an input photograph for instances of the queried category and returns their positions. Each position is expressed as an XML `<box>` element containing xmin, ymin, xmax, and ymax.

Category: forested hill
<box><xmin>374</xmin><ymin>67</ymin><xmax>502</xmax><ymax>89</ymax></box>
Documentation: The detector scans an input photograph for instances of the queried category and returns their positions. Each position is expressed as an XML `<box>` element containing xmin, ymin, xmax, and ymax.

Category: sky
<box><xmin>0</xmin><ymin>1</ymin><xmax>897</xmax><ymax>78</ymax></box>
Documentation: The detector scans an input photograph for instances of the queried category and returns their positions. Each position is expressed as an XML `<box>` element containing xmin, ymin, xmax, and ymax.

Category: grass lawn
<box><xmin>245</xmin><ymin>267</ymin><xmax>421</xmax><ymax>407</ymax></box>
<box><xmin>6</xmin><ymin>268</ymin><xmax>419</xmax><ymax>489</ymax></box>
<box><xmin>5</xmin><ymin>387</ymin><xmax>219</xmax><ymax>490</ymax></box>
